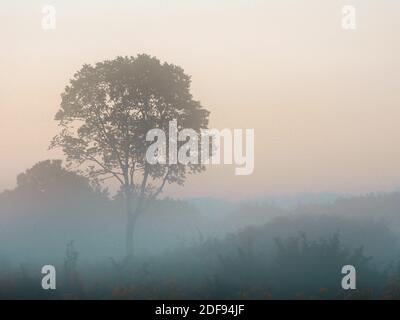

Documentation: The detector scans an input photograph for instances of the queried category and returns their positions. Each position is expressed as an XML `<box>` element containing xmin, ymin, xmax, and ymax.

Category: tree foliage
<box><xmin>51</xmin><ymin>54</ymin><xmax>209</xmax><ymax>202</ymax></box>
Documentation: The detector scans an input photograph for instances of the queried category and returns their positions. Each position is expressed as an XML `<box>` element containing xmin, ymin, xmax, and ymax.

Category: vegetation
<box><xmin>1</xmin><ymin>160</ymin><xmax>400</xmax><ymax>299</ymax></box>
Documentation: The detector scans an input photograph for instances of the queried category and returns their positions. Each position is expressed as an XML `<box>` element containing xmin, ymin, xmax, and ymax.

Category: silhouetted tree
<box><xmin>51</xmin><ymin>54</ymin><xmax>209</xmax><ymax>259</ymax></box>
<box><xmin>16</xmin><ymin>160</ymin><xmax>95</xmax><ymax>198</ymax></box>
<box><xmin>0</xmin><ymin>160</ymin><xmax>107</xmax><ymax>222</ymax></box>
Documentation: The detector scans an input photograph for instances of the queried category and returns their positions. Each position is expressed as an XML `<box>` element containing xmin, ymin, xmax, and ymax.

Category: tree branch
<box><xmin>84</xmin><ymin>155</ymin><xmax>124</xmax><ymax>185</ymax></box>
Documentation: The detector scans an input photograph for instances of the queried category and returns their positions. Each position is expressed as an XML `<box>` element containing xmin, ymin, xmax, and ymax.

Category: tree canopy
<box><xmin>51</xmin><ymin>54</ymin><xmax>209</xmax><ymax>200</ymax></box>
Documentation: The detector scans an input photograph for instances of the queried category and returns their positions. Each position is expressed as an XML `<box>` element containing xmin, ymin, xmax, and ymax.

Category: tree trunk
<box><xmin>125</xmin><ymin>190</ymin><xmax>136</xmax><ymax>260</ymax></box>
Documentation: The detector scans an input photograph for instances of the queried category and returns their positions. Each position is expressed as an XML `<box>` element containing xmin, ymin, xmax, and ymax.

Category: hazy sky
<box><xmin>1</xmin><ymin>0</ymin><xmax>400</xmax><ymax>199</ymax></box>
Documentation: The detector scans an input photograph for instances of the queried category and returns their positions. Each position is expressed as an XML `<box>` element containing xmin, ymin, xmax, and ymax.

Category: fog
<box><xmin>1</xmin><ymin>160</ymin><xmax>400</xmax><ymax>298</ymax></box>
<box><xmin>1</xmin><ymin>0</ymin><xmax>400</xmax><ymax>299</ymax></box>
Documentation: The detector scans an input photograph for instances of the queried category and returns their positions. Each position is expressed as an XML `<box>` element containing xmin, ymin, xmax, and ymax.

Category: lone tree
<box><xmin>51</xmin><ymin>54</ymin><xmax>209</xmax><ymax>259</ymax></box>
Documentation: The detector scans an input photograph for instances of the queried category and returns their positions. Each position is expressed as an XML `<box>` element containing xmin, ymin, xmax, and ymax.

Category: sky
<box><xmin>1</xmin><ymin>0</ymin><xmax>400</xmax><ymax>199</ymax></box>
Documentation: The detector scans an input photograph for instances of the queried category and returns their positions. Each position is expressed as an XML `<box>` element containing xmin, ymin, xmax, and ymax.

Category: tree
<box><xmin>16</xmin><ymin>160</ymin><xmax>95</xmax><ymax>197</ymax></box>
<box><xmin>0</xmin><ymin>160</ymin><xmax>107</xmax><ymax>223</ymax></box>
<box><xmin>51</xmin><ymin>54</ymin><xmax>210</xmax><ymax>259</ymax></box>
